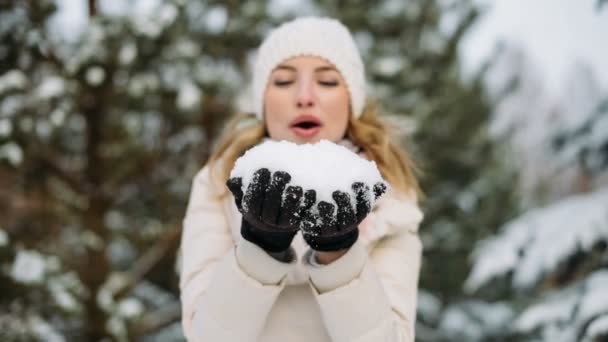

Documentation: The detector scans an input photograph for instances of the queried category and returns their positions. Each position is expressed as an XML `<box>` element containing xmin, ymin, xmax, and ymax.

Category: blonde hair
<box><xmin>207</xmin><ymin>100</ymin><xmax>422</xmax><ymax>202</ymax></box>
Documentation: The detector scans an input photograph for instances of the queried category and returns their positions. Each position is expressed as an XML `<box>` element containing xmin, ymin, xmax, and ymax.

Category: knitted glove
<box><xmin>226</xmin><ymin>168</ymin><xmax>316</xmax><ymax>253</ymax></box>
<box><xmin>300</xmin><ymin>182</ymin><xmax>387</xmax><ymax>252</ymax></box>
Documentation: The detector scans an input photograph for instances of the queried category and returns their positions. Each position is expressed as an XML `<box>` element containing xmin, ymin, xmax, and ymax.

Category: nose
<box><xmin>295</xmin><ymin>78</ymin><xmax>315</xmax><ymax>109</ymax></box>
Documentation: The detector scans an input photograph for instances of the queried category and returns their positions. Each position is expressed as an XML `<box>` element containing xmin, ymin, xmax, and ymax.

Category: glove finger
<box><xmin>352</xmin><ymin>182</ymin><xmax>371</xmax><ymax>222</ymax></box>
<box><xmin>318</xmin><ymin>201</ymin><xmax>337</xmax><ymax>232</ymax></box>
<box><xmin>300</xmin><ymin>210</ymin><xmax>317</xmax><ymax>234</ymax></box>
<box><xmin>373</xmin><ymin>182</ymin><xmax>388</xmax><ymax>200</ymax></box>
<box><xmin>262</xmin><ymin>171</ymin><xmax>292</xmax><ymax>225</ymax></box>
<box><xmin>278</xmin><ymin>185</ymin><xmax>303</xmax><ymax>227</ymax></box>
<box><xmin>333</xmin><ymin>190</ymin><xmax>355</xmax><ymax>230</ymax></box>
<box><xmin>298</xmin><ymin>189</ymin><xmax>316</xmax><ymax>215</ymax></box>
<box><xmin>226</xmin><ymin>177</ymin><xmax>244</xmax><ymax>211</ymax></box>
<box><xmin>243</xmin><ymin>168</ymin><xmax>270</xmax><ymax>219</ymax></box>
<box><xmin>299</xmin><ymin>190</ymin><xmax>317</xmax><ymax>232</ymax></box>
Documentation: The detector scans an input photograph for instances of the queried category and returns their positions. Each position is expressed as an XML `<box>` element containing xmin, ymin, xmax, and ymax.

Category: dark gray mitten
<box><xmin>300</xmin><ymin>182</ymin><xmax>387</xmax><ymax>251</ymax></box>
<box><xmin>226</xmin><ymin>168</ymin><xmax>315</xmax><ymax>253</ymax></box>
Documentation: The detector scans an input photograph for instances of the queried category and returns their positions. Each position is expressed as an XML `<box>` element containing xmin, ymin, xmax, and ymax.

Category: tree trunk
<box><xmin>81</xmin><ymin>88</ymin><xmax>110</xmax><ymax>340</ymax></box>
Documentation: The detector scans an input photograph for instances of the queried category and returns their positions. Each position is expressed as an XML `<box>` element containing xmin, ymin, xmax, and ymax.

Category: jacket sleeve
<box><xmin>304</xmin><ymin>190</ymin><xmax>424</xmax><ymax>342</ymax></box>
<box><xmin>179</xmin><ymin>165</ymin><xmax>294</xmax><ymax>341</ymax></box>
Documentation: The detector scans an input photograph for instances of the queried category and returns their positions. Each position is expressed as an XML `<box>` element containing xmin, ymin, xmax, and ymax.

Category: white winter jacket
<box><xmin>179</xmin><ymin>140</ymin><xmax>424</xmax><ymax>342</ymax></box>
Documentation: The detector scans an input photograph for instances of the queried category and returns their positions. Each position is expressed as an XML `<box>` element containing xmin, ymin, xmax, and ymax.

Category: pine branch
<box><xmin>130</xmin><ymin>301</ymin><xmax>182</xmax><ymax>338</ymax></box>
<box><xmin>115</xmin><ymin>225</ymin><xmax>181</xmax><ymax>299</ymax></box>
<box><xmin>105</xmin><ymin>152</ymin><xmax>160</xmax><ymax>191</ymax></box>
<box><xmin>38</xmin><ymin>155</ymin><xmax>87</xmax><ymax>196</ymax></box>
<box><xmin>443</xmin><ymin>6</ymin><xmax>478</xmax><ymax>63</ymax></box>
<box><xmin>424</xmin><ymin>5</ymin><xmax>479</xmax><ymax>96</ymax></box>
<box><xmin>12</xmin><ymin>130</ymin><xmax>88</xmax><ymax>197</ymax></box>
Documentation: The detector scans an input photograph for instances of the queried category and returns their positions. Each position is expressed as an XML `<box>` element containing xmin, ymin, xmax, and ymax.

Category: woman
<box><xmin>179</xmin><ymin>16</ymin><xmax>424</xmax><ymax>342</ymax></box>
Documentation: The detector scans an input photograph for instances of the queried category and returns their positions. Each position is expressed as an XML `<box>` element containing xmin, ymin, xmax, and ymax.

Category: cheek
<box><xmin>263</xmin><ymin>89</ymin><xmax>290</xmax><ymax>139</ymax></box>
<box><xmin>330</xmin><ymin>113</ymin><xmax>349</xmax><ymax>138</ymax></box>
<box><xmin>331</xmin><ymin>88</ymin><xmax>350</xmax><ymax>115</ymax></box>
<box><xmin>264</xmin><ymin>88</ymin><xmax>283</xmax><ymax>116</ymax></box>
<box><xmin>264</xmin><ymin>111</ymin><xmax>284</xmax><ymax>139</ymax></box>
<box><xmin>325</xmin><ymin>91</ymin><xmax>350</xmax><ymax>130</ymax></box>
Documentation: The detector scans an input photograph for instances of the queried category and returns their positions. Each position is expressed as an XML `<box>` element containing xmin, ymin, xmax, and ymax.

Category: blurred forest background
<box><xmin>1</xmin><ymin>0</ymin><xmax>607</xmax><ymax>341</ymax></box>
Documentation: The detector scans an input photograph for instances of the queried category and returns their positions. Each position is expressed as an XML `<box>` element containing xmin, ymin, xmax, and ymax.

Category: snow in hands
<box><xmin>230</xmin><ymin>139</ymin><xmax>389</xmax><ymax>221</ymax></box>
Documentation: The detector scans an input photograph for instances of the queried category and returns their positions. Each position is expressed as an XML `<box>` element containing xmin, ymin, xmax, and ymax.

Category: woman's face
<box><xmin>263</xmin><ymin>55</ymin><xmax>351</xmax><ymax>144</ymax></box>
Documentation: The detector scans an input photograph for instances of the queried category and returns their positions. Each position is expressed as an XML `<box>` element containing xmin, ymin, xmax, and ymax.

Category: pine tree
<box><xmin>1</xmin><ymin>0</ymin><xmax>520</xmax><ymax>339</ymax></box>
<box><xmin>463</xmin><ymin>49</ymin><xmax>608</xmax><ymax>341</ymax></box>
<box><xmin>1</xmin><ymin>0</ymin><xmax>248</xmax><ymax>339</ymax></box>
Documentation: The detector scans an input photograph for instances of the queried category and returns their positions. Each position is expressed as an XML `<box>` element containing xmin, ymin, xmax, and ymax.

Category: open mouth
<box><xmin>290</xmin><ymin>115</ymin><xmax>322</xmax><ymax>137</ymax></box>
<box><xmin>293</xmin><ymin>121</ymin><xmax>320</xmax><ymax>129</ymax></box>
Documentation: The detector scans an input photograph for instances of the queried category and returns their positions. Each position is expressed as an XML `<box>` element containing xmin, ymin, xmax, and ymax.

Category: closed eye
<box><xmin>274</xmin><ymin>80</ymin><xmax>293</xmax><ymax>87</ymax></box>
<box><xmin>319</xmin><ymin>81</ymin><xmax>338</xmax><ymax>87</ymax></box>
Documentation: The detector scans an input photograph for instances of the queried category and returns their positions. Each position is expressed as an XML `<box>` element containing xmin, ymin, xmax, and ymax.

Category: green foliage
<box><xmin>0</xmin><ymin>0</ymin><xmax>521</xmax><ymax>340</ymax></box>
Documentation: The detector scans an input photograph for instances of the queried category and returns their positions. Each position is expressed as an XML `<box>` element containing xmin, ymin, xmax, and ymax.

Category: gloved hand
<box><xmin>300</xmin><ymin>181</ymin><xmax>388</xmax><ymax>252</ymax></box>
<box><xmin>226</xmin><ymin>168</ymin><xmax>316</xmax><ymax>253</ymax></box>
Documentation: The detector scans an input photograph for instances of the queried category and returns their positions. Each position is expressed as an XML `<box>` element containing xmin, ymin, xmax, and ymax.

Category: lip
<box><xmin>289</xmin><ymin>114</ymin><xmax>322</xmax><ymax>127</ymax></box>
<box><xmin>291</xmin><ymin>125</ymin><xmax>321</xmax><ymax>137</ymax></box>
<box><xmin>289</xmin><ymin>114</ymin><xmax>323</xmax><ymax>138</ymax></box>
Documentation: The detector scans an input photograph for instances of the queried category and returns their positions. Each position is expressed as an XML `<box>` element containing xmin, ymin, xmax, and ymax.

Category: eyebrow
<box><xmin>274</xmin><ymin>65</ymin><xmax>338</xmax><ymax>73</ymax></box>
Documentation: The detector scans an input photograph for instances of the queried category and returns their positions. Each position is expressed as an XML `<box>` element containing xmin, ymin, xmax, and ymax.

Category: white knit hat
<box><xmin>252</xmin><ymin>16</ymin><xmax>366</xmax><ymax>121</ymax></box>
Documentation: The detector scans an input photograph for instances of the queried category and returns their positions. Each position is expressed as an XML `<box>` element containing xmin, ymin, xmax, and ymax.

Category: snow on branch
<box><xmin>552</xmin><ymin>98</ymin><xmax>608</xmax><ymax>175</ymax></box>
<box><xmin>437</xmin><ymin>300</ymin><xmax>515</xmax><ymax>341</ymax></box>
<box><xmin>514</xmin><ymin>270</ymin><xmax>608</xmax><ymax>341</ymax></box>
<box><xmin>583</xmin><ymin>315</ymin><xmax>608</xmax><ymax>341</ymax></box>
<box><xmin>465</xmin><ymin>187</ymin><xmax>608</xmax><ymax>292</ymax></box>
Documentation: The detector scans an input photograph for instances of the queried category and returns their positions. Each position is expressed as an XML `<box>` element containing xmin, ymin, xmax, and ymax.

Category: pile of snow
<box><xmin>230</xmin><ymin>139</ymin><xmax>387</xmax><ymax>208</ymax></box>
<box><xmin>465</xmin><ymin>186</ymin><xmax>608</xmax><ymax>292</ymax></box>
